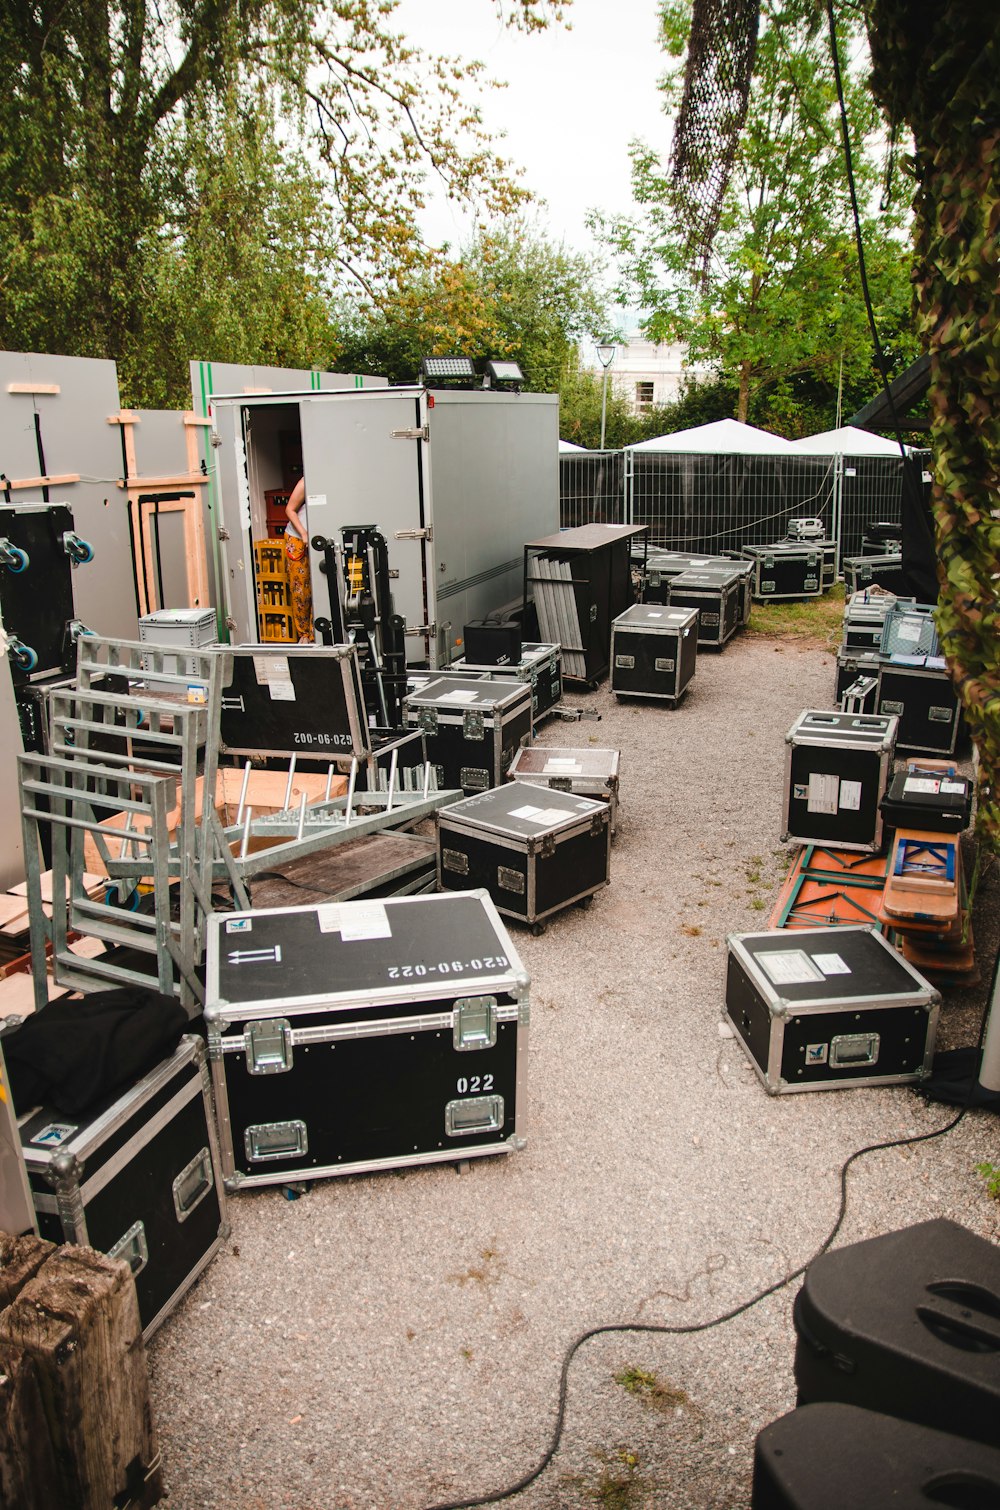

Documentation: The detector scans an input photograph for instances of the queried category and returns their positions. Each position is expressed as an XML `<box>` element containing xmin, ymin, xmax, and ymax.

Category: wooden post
<box><xmin>0</xmin><ymin>1234</ymin><xmax>59</xmax><ymax>1509</ymax></box>
<box><xmin>0</xmin><ymin>1243</ymin><xmax>164</xmax><ymax>1509</ymax></box>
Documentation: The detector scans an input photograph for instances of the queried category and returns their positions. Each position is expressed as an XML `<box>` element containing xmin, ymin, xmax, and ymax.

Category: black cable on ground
<box><xmin>422</xmin><ymin>910</ymin><xmax>1000</xmax><ymax>1509</ymax></box>
<box><xmin>421</xmin><ymin>1106</ymin><xmax>966</xmax><ymax>1510</ymax></box>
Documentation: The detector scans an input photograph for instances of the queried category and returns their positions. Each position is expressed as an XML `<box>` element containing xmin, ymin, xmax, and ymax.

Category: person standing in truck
<box><xmin>284</xmin><ymin>476</ymin><xmax>314</xmax><ymax>642</ymax></box>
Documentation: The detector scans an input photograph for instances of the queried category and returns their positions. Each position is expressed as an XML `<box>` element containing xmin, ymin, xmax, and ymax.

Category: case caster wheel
<box><xmin>62</xmin><ymin>532</ymin><xmax>95</xmax><ymax>565</ymax></box>
<box><xmin>455</xmin><ymin>1159</ymin><xmax>471</xmax><ymax>1175</ymax></box>
<box><xmin>8</xmin><ymin>640</ymin><xmax>38</xmax><ymax>672</ymax></box>
<box><xmin>283</xmin><ymin>1182</ymin><xmax>310</xmax><ymax>1200</ymax></box>
<box><xmin>577</xmin><ymin>896</ymin><xmax>594</xmax><ymax>910</ymax></box>
<box><xmin>0</xmin><ymin>540</ymin><xmax>29</xmax><ymax>573</ymax></box>
<box><xmin>530</xmin><ymin>921</ymin><xmax>546</xmax><ymax>937</ymax></box>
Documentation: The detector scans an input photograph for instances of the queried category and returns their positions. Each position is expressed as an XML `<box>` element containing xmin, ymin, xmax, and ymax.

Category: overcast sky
<box><xmin>392</xmin><ymin>0</ymin><xmax>673</xmax><ymax>290</ymax></box>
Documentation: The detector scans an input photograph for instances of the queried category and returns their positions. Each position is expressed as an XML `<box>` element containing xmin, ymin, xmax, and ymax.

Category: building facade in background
<box><xmin>583</xmin><ymin>337</ymin><xmax>705</xmax><ymax>415</ymax></box>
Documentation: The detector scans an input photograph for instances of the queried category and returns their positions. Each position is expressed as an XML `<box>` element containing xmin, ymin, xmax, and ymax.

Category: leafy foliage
<box><xmin>600</xmin><ymin>0</ymin><xmax>918</xmax><ymax>428</ymax></box>
<box><xmin>332</xmin><ymin>224</ymin><xmax>608</xmax><ymax>392</ymax></box>
<box><xmin>0</xmin><ymin>0</ymin><xmax>567</xmax><ymax>405</ymax></box>
<box><xmin>867</xmin><ymin>0</ymin><xmax>1000</xmax><ymax>850</ymax></box>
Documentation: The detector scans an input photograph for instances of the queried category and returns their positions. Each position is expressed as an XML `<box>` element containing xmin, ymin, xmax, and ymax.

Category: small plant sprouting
<box><xmin>614</xmin><ymin>1367</ymin><xmax>691</xmax><ymax>1413</ymax></box>
<box><xmin>976</xmin><ymin>1161</ymin><xmax>1000</xmax><ymax>1199</ymax></box>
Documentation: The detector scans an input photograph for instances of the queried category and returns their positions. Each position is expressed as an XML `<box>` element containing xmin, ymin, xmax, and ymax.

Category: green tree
<box><xmin>0</xmin><ymin>0</ymin><xmax>566</xmax><ymax>405</ymax></box>
<box><xmin>603</xmin><ymin>0</ymin><xmax>917</xmax><ymax>428</ymax></box>
<box><xmin>663</xmin><ymin>0</ymin><xmax>1000</xmax><ymax>848</ymax></box>
<box><xmin>332</xmin><ymin>225</ymin><xmax>608</xmax><ymax>393</ymax></box>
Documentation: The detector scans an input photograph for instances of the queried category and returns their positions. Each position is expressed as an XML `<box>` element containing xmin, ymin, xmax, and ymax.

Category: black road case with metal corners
<box><xmin>219</xmin><ymin>643</ymin><xmax>371</xmax><ymax>764</ymax></box>
<box><xmin>610</xmin><ymin>604</ymin><xmax>699</xmax><ymax>702</ymax></box>
<box><xmin>204</xmin><ymin>892</ymin><xmax>529</xmax><ymax>1191</ymax></box>
<box><xmin>742</xmin><ymin>542</ymin><xmax>823</xmax><ymax>601</ymax></box>
<box><xmin>508</xmin><ymin>744</ymin><xmax>621</xmax><ymax>836</ymax></box>
<box><xmin>842</xmin><ymin>553</ymin><xmax>906</xmax><ymax>596</ymax></box>
<box><xmin>724</xmin><ymin>925</ymin><xmax>939</xmax><ymax>1094</ymax></box>
<box><xmin>403</xmin><ymin>675</ymin><xmax>532</xmax><ymax>793</ymax></box>
<box><xmin>18</xmin><ymin>1034</ymin><xmax>228</xmax><ymax>1339</ymax></box>
<box><xmin>642</xmin><ymin>551</ymin><xmax>731</xmax><ymax>604</ymax></box>
<box><xmin>452</xmin><ymin>643</ymin><xmax>563</xmax><ymax>728</ymax></box>
<box><xmin>834</xmin><ymin>648</ymin><xmax>887</xmax><ymax>705</ymax></box>
<box><xmin>876</xmin><ymin>658</ymin><xmax>962</xmax><ymax>755</ymax></box>
<box><xmin>752</xmin><ymin>1403</ymin><xmax>1000</xmax><ymax>1510</ymax></box>
<box><xmin>782</xmin><ymin>710</ymin><xmax>898</xmax><ymax>852</ymax></box>
<box><xmin>437</xmin><ymin>783</ymin><xmax>611</xmax><ymax>930</ymax></box>
<box><xmin>792</xmin><ymin>1218</ymin><xmax>1000</xmax><ymax>1446</ymax></box>
<box><xmin>666</xmin><ymin>567</ymin><xmax>743</xmax><ymax>648</ymax></box>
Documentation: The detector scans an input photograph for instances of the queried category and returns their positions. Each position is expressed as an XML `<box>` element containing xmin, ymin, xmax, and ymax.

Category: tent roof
<box><xmin>558</xmin><ymin>439</ymin><xmax>587</xmax><ymax>452</ymax></box>
<box><xmin>626</xmin><ymin>418</ymin><xmax>793</xmax><ymax>455</ymax></box>
<box><xmin>788</xmin><ymin>425</ymin><xmax>910</xmax><ymax>458</ymax></box>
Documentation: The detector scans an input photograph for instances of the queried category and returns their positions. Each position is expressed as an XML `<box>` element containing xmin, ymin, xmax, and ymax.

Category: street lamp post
<box><xmin>595</xmin><ymin>342</ymin><xmax>616</xmax><ymax>451</ymax></box>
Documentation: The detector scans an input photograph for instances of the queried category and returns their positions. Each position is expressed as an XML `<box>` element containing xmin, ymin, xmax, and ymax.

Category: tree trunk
<box><xmin>868</xmin><ymin>3</ymin><xmax>1000</xmax><ymax>851</ymax></box>
<box><xmin>737</xmin><ymin>363</ymin><xmax>751</xmax><ymax>423</ymax></box>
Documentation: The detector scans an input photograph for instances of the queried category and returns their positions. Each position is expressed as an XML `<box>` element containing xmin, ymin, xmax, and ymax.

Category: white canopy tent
<box><xmin>626</xmin><ymin>417</ymin><xmax>795</xmax><ymax>454</ymax></box>
<box><xmin>789</xmin><ymin>424</ymin><xmax>911</xmax><ymax>458</ymax></box>
<box><xmin>558</xmin><ymin>439</ymin><xmax>587</xmax><ymax>452</ymax></box>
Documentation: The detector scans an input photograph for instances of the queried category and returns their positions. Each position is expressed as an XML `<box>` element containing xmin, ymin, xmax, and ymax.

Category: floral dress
<box><xmin>284</xmin><ymin>527</ymin><xmax>314</xmax><ymax>641</ymax></box>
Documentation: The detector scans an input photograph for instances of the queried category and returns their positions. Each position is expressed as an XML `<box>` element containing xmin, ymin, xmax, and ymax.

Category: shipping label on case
<box><xmin>810</xmin><ymin>953</ymin><xmax>851</xmax><ymax>976</ymax></box>
<box><xmin>316</xmin><ymin>903</ymin><xmax>392</xmax><ymax>940</ymax></box>
<box><xmin>757</xmin><ymin>950</ymin><xmax>825</xmax><ymax>986</ymax></box>
<box><xmin>839</xmin><ymin>780</ymin><xmax>862</xmax><ymax>812</ymax></box>
<box><xmin>806</xmin><ymin>773</ymin><xmax>839</xmax><ymax>815</ymax></box>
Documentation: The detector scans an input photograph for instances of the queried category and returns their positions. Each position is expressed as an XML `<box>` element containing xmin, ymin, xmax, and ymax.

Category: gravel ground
<box><xmin>147</xmin><ymin>633</ymin><xmax>1000</xmax><ymax>1510</ymax></box>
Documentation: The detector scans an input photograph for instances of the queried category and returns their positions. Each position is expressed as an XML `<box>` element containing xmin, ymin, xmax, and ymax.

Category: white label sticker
<box><xmin>438</xmin><ymin>689</ymin><xmax>480</xmax><ymax>704</ymax></box>
<box><xmin>306</xmin><ymin>492</ymin><xmax>327</xmax><ymax>511</ymax></box>
<box><xmin>226</xmin><ymin>918</ymin><xmax>253</xmax><ymax>933</ymax></box>
<box><xmin>317</xmin><ymin>903</ymin><xmax>392</xmax><ymax>940</ymax></box>
<box><xmin>757</xmin><ymin>950</ymin><xmax>825</xmax><ymax>986</ymax></box>
<box><xmin>904</xmin><ymin>777</ymin><xmax>941</xmax><ymax>795</ymax></box>
<box><xmin>811</xmin><ymin>953</ymin><xmax>851</xmax><ymax>976</ymax></box>
<box><xmin>839</xmin><ymin>779</ymin><xmax>862</xmax><ymax>812</ymax></box>
<box><xmin>269</xmin><ymin>680</ymin><xmax>296</xmax><ymax>702</ymax></box>
<box><xmin>845</xmin><ymin>467</ymin><xmax>857</xmax><ymax>476</ymax></box>
<box><xmin>533</xmin><ymin>808</ymin><xmax>573</xmax><ymax>826</ymax></box>
<box><xmin>253</xmin><ymin>654</ymin><xmax>290</xmax><ymax>686</ymax></box>
<box><xmin>647</xmin><ymin>611</ymin><xmax>663</xmax><ymax>618</ymax></box>
<box><xmin>897</xmin><ymin>620</ymin><xmax>922</xmax><ymax>642</ymax></box>
<box><xmin>691</xmin><ymin>559</ymin><xmax>710</xmax><ymax>566</ymax></box>
<box><xmin>508</xmin><ymin>804</ymin><xmax>544</xmax><ymax>820</ymax></box>
<box><xmin>940</xmin><ymin>780</ymin><xmax>966</xmax><ymax>795</ymax></box>
<box><xmin>543</xmin><ymin>758</ymin><xmax>581</xmax><ymax>771</ymax></box>
<box><xmin>807</xmin><ymin>773</ymin><xmax>840</xmax><ymax>815</ymax></box>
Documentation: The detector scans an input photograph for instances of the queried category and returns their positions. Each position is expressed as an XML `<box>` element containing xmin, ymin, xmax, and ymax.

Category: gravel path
<box><xmin>148</xmin><ymin>633</ymin><xmax>1000</xmax><ymax>1510</ymax></box>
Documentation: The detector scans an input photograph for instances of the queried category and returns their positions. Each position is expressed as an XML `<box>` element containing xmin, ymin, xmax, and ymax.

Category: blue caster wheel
<box><xmin>0</xmin><ymin>542</ymin><xmax>29</xmax><ymax>573</ymax></box>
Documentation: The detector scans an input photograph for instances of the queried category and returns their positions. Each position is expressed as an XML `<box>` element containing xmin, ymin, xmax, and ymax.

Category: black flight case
<box><xmin>437</xmin><ymin>783</ymin><xmax>611</xmax><ymax>932</ymax></box>
<box><xmin>403</xmin><ymin>675</ymin><xmax>532</xmax><ymax>793</ymax></box>
<box><xmin>451</xmin><ymin>642</ymin><xmax>563</xmax><ymax>729</ymax></box>
<box><xmin>610</xmin><ymin>603</ymin><xmax>699</xmax><ymax>702</ymax></box>
<box><xmin>18</xmin><ymin>1034</ymin><xmax>229</xmax><ymax>1339</ymax></box>
<box><xmin>666</xmin><ymin>566</ymin><xmax>743</xmax><ymax>648</ymax></box>
<box><xmin>204</xmin><ymin>892</ymin><xmax>529</xmax><ymax>1190</ymax></box>
<box><xmin>782</xmin><ymin>710</ymin><xmax>898</xmax><ymax>852</ymax></box>
<box><xmin>742</xmin><ymin>542</ymin><xmax>824</xmax><ymax>601</ymax></box>
<box><xmin>724</xmin><ymin>925</ymin><xmax>939</xmax><ymax>1094</ymax></box>
<box><xmin>876</xmin><ymin>656</ymin><xmax>963</xmax><ymax>755</ymax></box>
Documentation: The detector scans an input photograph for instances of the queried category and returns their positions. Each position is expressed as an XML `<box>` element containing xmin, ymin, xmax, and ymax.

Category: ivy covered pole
<box><xmin>867</xmin><ymin>1</ymin><xmax>1000</xmax><ymax>852</ymax></box>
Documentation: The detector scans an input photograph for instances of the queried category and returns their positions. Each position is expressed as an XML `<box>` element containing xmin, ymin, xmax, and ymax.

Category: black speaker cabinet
<box><xmin>753</xmin><ymin>1402</ymin><xmax>1000</xmax><ymax>1509</ymax></box>
<box><xmin>793</xmin><ymin>1218</ymin><xmax>1000</xmax><ymax>1447</ymax></box>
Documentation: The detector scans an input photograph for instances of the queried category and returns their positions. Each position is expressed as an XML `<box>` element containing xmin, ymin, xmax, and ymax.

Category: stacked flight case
<box><xmin>507</xmin><ymin>744</ymin><xmax>621</xmax><ymax>836</ymax></box>
<box><xmin>204</xmin><ymin>892</ymin><xmax>529</xmax><ymax>1190</ymax></box>
<box><xmin>18</xmin><ymin>1034</ymin><xmax>229</xmax><ymax>1338</ymax></box>
<box><xmin>666</xmin><ymin>567</ymin><xmax>743</xmax><ymax>648</ymax></box>
<box><xmin>403</xmin><ymin>675</ymin><xmax>533</xmax><ymax>793</ymax></box>
<box><xmin>842</xmin><ymin>553</ymin><xmax>907</xmax><ymax>595</ymax></box>
<box><xmin>610</xmin><ymin>604</ymin><xmax>699</xmax><ymax>702</ymax></box>
<box><xmin>451</xmin><ymin>642</ymin><xmax>563</xmax><ymax>728</ymax></box>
